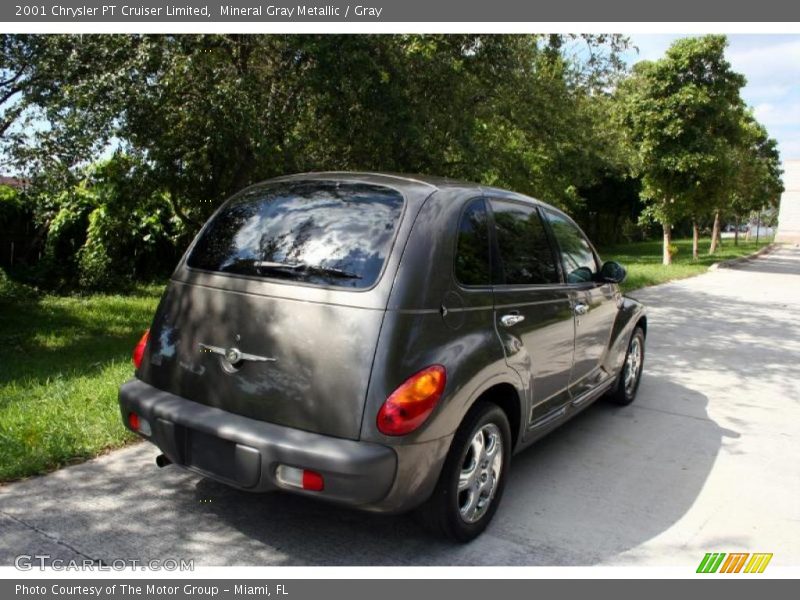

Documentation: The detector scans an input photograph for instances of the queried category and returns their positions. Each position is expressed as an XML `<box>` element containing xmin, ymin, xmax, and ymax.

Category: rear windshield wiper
<box><xmin>253</xmin><ymin>260</ymin><xmax>362</xmax><ymax>280</ymax></box>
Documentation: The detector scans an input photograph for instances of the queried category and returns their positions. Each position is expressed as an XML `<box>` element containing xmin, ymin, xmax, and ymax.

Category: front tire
<box><xmin>417</xmin><ymin>402</ymin><xmax>511</xmax><ymax>542</ymax></box>
<box><xmin>608</xmin><ymin>326</ymin><xmax>645</xmax><ymax>405</ymax></box>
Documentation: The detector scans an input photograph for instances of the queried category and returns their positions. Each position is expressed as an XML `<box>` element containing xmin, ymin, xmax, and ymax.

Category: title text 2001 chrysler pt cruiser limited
<box><xmin>120</xmin><ymin>172</ymin><xmax>646</xmax><ymax>541</ymax></box>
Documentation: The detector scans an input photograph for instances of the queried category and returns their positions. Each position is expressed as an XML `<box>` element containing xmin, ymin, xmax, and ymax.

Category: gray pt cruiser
<box><xmin>120</xmin><ymin>172</ymin><xmax>646</xmax><ymax>542</ymax></box>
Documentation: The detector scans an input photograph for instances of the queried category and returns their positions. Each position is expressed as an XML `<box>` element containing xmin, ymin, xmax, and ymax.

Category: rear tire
<box><xmin>416</xmin><ymin>402</ymin><xmax>511</xmax><ymax>542</ymax></box>
<box><xmin>607</xmin><ymin>326</ymin><xmax>645</xmax><ymax>406</ymax></box>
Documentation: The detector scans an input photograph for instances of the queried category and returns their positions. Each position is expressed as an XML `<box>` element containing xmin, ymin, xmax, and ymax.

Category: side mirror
<box><xmin>599</xmin><ymin>261</ymin><xmax>626</xmax><ymax>284</ymax></box>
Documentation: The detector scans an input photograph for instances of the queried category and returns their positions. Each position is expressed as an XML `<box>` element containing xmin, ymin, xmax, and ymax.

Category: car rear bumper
<box><xmin>119</xmin><ymin>378</ymin><xmax>403</xmax><ymax>508</ymax></box>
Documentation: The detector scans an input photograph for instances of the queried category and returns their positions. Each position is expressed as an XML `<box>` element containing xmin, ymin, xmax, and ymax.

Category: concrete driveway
<box><xmin>2</xmin><ymin>246</ymin><xmax>799</xmax><ymax>566</ymax></box>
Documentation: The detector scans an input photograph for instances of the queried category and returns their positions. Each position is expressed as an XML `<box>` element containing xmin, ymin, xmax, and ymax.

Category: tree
<box><xmin>617</xmin><ymin>35</ymin><xmax>746</xmax><ymax>264</ymax></box>
<box><xmin>2</xmin><ymin>34</ymin><xmax>633</xmax><ymax>289</ymax></box>
<box><xmin>30</xmin><ymin>154</ymin><xmax>186</xmax><ymax>291</ymax></box>
<box><xmin>5</xmin><ymin>35</ymin><xmax>631</xmax><ymax>222</ymax></box>
<box><xmin>0</xmin><ymin>36</ymin><xmax>36</xmax><ymax>141</ymax></box>
<box><xmin>728</xmin><ymin>113</ymin><xmax>783</xmax><ymax>245</ymax></box>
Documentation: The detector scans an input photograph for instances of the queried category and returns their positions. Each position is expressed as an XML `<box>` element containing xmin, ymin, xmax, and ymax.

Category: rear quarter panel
<box><xmin>360</xmin><ymin>188</ymin><xmax>525</xmax><ymax>446</ymax></box>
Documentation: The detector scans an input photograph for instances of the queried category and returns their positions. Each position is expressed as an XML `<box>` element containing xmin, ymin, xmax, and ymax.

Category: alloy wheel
<box><xmin>458</xmin><ymin>423</ymin><xmax>503</xmax><ymax>523</ymax></box>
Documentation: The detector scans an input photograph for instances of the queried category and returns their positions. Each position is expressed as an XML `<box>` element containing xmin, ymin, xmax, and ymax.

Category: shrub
<box><xmin>0</xmin><ymin>267</ymin><xmax>39</xmax><ymax>303</ymax></box>
<box><xmin>24</xmin><ymin>156</ymin><xmax>189</xmax><ymax>292</ymax></box>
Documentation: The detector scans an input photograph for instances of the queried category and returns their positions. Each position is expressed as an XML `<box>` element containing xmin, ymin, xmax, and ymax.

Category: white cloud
<box><xmin>726</xmin><ymin>37</ymin><xmax>800</xmax><ymax>87</ymax></box>
<box><xmin>753</xmin><ymin>102</ymin><xmax>800</xmax><ymax>127</ymax></box>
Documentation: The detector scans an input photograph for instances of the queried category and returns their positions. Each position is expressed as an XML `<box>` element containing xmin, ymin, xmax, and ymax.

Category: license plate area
<box><xmin>189</xmin><ymin>429</ymin><xmax>236</xmax><ymax>472</ymax></box>
<box><xmin>185</xmin><ymin>428</ymin><xmax>261</xmax><ymax>488</ymax></box>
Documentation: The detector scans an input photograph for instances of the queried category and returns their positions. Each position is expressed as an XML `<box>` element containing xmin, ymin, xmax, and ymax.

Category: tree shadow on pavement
<box><xmin>187</xmin><ymin>375</ymin><xmax>726</xmax><ymax>565</ymax></box>
<box><xmin>8</xmin><ymin>250</ymin><xmax>799</xmax><ymax>566</ymax></box>
<box><xmin>0</xmin><ymin>375</ymin><xmax>726</xmax><ymax>566</ymax></box>
<box><xmin>195</xmin><ymin>378</ymin><xmax>738</xmax><ymax>565</ymax></box>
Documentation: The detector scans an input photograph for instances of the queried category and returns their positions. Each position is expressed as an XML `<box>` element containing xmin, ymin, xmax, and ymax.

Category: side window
<box><xmin>455</xmin><ymin>198</ymin><xmax>491</xmax><ymax>286</ymax></box>
<box><xmin>489</xmin><ymin>200</ymin><xmax>559</xmax><ymax>285</ymax></box>
<box><xmin>543</xmin><ymin>209</ymin><xmax>599</xmax><ymax>284</ymax></box>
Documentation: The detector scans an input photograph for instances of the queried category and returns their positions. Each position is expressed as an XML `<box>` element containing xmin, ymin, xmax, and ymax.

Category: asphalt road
<box><xmin>2</xmin><ymin>246</ymin><xmax>799</xmax><ymax>567</ymax></box>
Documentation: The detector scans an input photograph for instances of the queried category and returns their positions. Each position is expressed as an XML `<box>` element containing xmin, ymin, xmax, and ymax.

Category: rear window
<box><xmin>187</xmin><ymin>181</ymin><xmax>404</xmax><ymax>289</ymax></box>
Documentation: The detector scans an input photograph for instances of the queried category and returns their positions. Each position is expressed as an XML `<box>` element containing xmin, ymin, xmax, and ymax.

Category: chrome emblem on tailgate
<box><xmin>199</xmin><ymin>343</ymin><xmax>276</xmax><ymax>364</ymax></box>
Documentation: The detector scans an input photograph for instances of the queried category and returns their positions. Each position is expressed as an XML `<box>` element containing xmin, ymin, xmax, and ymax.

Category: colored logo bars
<box><xmin>696</xmin><ymin>552</ymin><xmax>773</xmax><ymax>573</ymax></box>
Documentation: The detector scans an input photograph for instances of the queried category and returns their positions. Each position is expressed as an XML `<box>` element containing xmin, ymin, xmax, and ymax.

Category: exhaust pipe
<box><xmin>156</xmin><ymin>454</ymin><xmax>172</xmax><ymax>468</ymax></box>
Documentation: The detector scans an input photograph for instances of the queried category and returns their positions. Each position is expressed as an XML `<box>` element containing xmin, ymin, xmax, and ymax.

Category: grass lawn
<box><xmin>0</xmin><ymin>282</ymin><xmax>163</xmax><ymax>482</ymax></box>
<box><xmin>0</xmin><ymin>236</ymin><xmax>772</xmax><ymax>482</ymax></box>
<box><xmin>600</xmin><ymin>237</ymin><xmax>773</xmax><ymax>294</ymax></box>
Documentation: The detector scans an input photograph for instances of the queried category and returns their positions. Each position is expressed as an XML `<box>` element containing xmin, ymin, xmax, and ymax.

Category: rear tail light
<box><xmin>127</xmin><ymin>411</ymin><xmax>152</xmax><ymax>436</ymax></box>
<box><xmin>377</xmin><ymin>365</ymin><xmax>446</xmax><ymax>436</ymax></box>
<box><xmin>132</xmin><ymin>329</ymin><xmax>150</xmax><ymax>369</ymax></box>
<box><xmin>276</xmin><ymin>465</ymin><xmax>325</xmax><ymax>491</ymax></box>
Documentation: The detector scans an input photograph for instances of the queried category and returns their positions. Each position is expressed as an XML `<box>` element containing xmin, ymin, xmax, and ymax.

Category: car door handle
<box><xmin>500</xmin><ymin>313</ymin><xmax>526</xmax><ymax>328</ymax></box>
<box><xmin>574</xmin><ymin>302</ymin><xmax>589</xmax><ymax>316</ymax></box>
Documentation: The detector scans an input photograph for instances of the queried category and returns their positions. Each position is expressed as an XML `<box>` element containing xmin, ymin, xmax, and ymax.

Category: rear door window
<box><xmin>489</xmin><ymin>200</ymin><xmax>560</xmax><ymax>285</ymax></box>
<box><xmin>455</xmin><ymin>198</ymin><xmax>492</xmax><ymax>286</ymax></box>
<box><xmin>187</xmin><ymin>181</ymin><xmax>404</xmax><ymax>289</ymax></box>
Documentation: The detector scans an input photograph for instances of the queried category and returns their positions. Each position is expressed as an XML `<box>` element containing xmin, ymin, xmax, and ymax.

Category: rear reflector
<box><xmin>128</xmin><ymin>412</ymin><xmax>139</xmax><ymax>430</ymax></box>
<box><xmin>127</xmin><ymin>412</ymin><xmax>151</xmax><ymax>436</ymax></box>
<box><xmin>302</xmin><ymin>470</ymin><xmax>325</xmax><ymax>491</ymax></box>
<box><xmin>275</xmin><ymin>465</ymin><xmax>325</xmax><ymax>491</ymax></box>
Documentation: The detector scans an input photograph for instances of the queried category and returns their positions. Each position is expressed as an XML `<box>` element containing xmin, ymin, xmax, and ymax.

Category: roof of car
<box><xmin>271</xmin><ymin>170</ymin><xmax>470</xmax><ymax>189</ymax></box>
<box><xmin>268</xmin><ymin>171</ymin><xmax>551</xmax><ymax>209</ymax></box>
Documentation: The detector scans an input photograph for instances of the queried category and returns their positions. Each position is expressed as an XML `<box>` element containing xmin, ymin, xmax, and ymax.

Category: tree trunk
<box><xmin>756</xmin><ymin>212</ymin><xmax>761</xmax><ymax>245</ymax></box>
<box><xmin>734</xmin><ymin>216</ymin><xmax>740</xmax><ymax>246</ymax></box>
<box><xmin>709</xmin><ymin>210</ymin><xmax>721</xmax><ymax>254</ymax></box>
<box><xmin>662</xmin><ymin>223</ymin><xmax>672</xmax><ymax>266</ymax></box>
<box><xmin>692</xmin><ymin>221</ymin><xmax>699</xmax><ymax>260</ymax></box>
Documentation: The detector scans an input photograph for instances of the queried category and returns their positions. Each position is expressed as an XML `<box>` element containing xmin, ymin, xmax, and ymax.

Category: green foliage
<box><xmin>729</xmin><ymin>112</ymin><xmax>784</xmax><ymax>219</ymax></box>
<box><xmin>77</xmin><ymin>207</ymin><xmax>115</xmax><ymax>290</ymax></box>
<box><xmin>0</xmin><ymin>284</ymin><xmax>162</xmax><ymax>481</ymax></box>
<box><xmin>611</xmin><ymin>35</ymin><xmax>781</xmax><ymax>264</ymax></box>
<box><xmin>617</xmin><ymin>35</ymin><xmax>748</xmax><ymax>228</ymax></box>
<box><xmin>0</xmin><ymin>266</ymin><xmax>38</xmax><ymax>302</ymax></box>
<box><xmin>601</xmin><ymin>237</ymin><xmax>772</xmax><ymax>293</ymax></box>
<box><xmin>36</xmin><ymin>185</ymin><xmax>96</xmax><ymax>289</ymax></box>
<box><xmin>0</xmin><ymin>184</ymin><xmax>23</xmax><ymax>218</ymax></box>
<box><xmin>23</xmin><ymin>155</ymin><xmax>187</xmax><ymax>291</ymax></box>
<box><xmin>0</xmin><ymin>34</ymin><xmax>640</xmax><ymax>287</ymax></box>
<box><xmin>620</xmin><ymin>217</ymin><xmax>638</xmax><ymax>243</ymax></box>
<box><xmin>0</xmin><ymin>34</ymin><xmax>783</xmax><ymax>280</ymax></box>
<box><xmin>5</xmin><ymin>34</ymin><xmax>631</xmax><ymax>222</ymax></box>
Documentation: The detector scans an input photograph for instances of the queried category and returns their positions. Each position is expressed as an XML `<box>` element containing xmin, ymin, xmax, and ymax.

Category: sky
<box><xmin>624</xmin><ymin>34</ymin><xmax>800</xmax><ymax>164</ymax></box>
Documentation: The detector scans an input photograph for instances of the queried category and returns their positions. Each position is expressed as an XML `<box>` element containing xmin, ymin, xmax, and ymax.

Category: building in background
<box><xmin>776</xmin><ymin>160</ymin><xmax>800</xmax><ymax>244</ymax></box>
